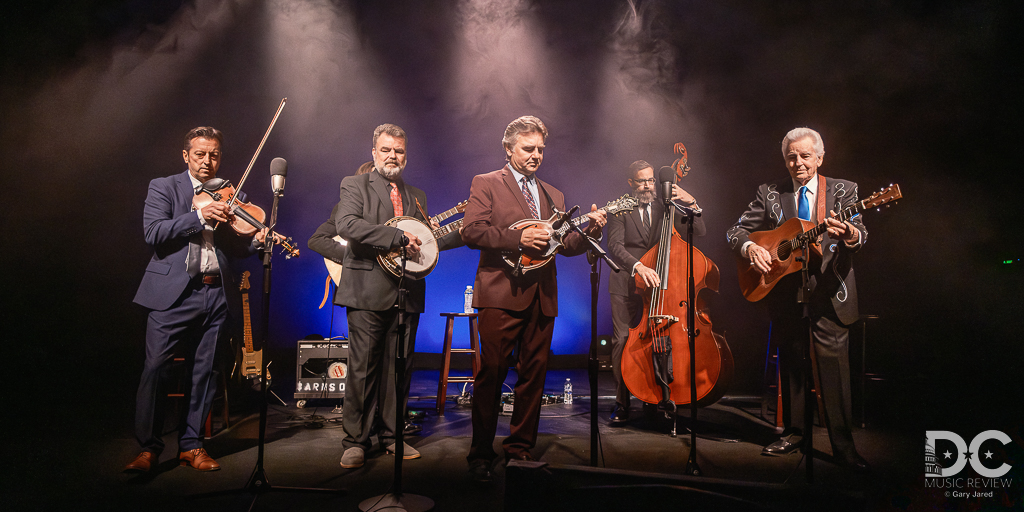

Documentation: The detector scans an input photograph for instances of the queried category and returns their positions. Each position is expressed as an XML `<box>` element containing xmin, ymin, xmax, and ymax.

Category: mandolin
<box><xmin>502</xmin><ymin>195</ymin><xmax>638</xmax><ymax>275</ymax></box>
<box><xmin>737</xmin><ymin>184</ymin><xmax>902</xmax><ymax>301</ymax></box>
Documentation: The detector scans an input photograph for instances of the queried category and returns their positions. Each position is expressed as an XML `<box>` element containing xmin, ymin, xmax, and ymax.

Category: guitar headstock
<box><xmin>454</xmin><ymin>199</ymin><xmax>469</xmax><ymax>213</ymax></box>
<box><xmin>604</xmin><ymin>195</ymin><xmax>641</xmax><ymax>216</ymax></box>
<box><xmin>861</xmin><ymin>184</ymin><xmax>902</xmax><ymax>210</ymax></box>
<box><xmin>240</xmin><ymin>270</ymin><xmax>251</xmax><ymax>292</ymax></box>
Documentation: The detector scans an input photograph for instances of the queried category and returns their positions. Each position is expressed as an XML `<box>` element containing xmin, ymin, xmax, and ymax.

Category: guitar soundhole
<box><xmin>777</xmin><ymin>242</ymin><xmax>791</xmax><ymax>261</ymax></box>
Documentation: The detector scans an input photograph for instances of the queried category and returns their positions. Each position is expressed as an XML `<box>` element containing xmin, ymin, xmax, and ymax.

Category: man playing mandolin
<box><xmin>125</xmin><ymin>127</ymin><xmax>268</xmax><ymax>474</ymax></box>
<box><xmin>606</xmin><ymin>160</ymin><xmax>705</xmax><ymax>425</ymax></box>
<box><xmin>462</xmin><ymin>115</ymin><xmax>606</xmax><ymax>482</ymax></box>
<box><xmin>726</xmin><ymin>127</ymin><xmax>869</xmax><ymax>472</ymax></box>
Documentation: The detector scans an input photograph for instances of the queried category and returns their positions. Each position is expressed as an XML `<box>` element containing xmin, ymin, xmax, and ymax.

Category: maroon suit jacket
<box><xmin>462</xmin><ymin>167</ymin><xmax>588</xmax><ymax>317</ymax></box>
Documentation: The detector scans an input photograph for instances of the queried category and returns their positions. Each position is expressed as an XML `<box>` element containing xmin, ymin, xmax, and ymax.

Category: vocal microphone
<box><xmin>270</xmin><ymin>157</ymin><xmax>288</xmax><ymax>195</ymax></box>
<box><xmin>658</xmin><ymin>166</ymin><xmax>675</xmax><ymax>206</ymax></box>
<box><xmin>552</xmin><ymin>205</ymin><xmax>579</xmax><ymax>230</ymax></box>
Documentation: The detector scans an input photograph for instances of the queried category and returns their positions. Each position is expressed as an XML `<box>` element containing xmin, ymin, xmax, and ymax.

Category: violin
<box><xmin>620</xmin><ymin>142</ymin><xmax>733</xmax><ymax>409</ymax></box>
<box><xmin>190</xmin><ymin>98</ymin><xmax>299</xmax><ymax>259</ymax></box>
<box><xmin>193</xmin><ymin>178</ymin><xmax>300</xmax><ymax>258</ymax></box>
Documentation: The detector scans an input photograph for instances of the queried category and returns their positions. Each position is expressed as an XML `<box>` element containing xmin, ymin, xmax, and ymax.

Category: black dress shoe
<box><xmin>505</xmin><ymin>450</ymin><xmax>535</xmax><ymax>464</ymax></box>
<box><xmin>762</xmin><ymin>434</ymin><xmax>802</xmax><ymax>456</ymax></box>
<box><xmin>469</xmin><ymin>459</ymin><xmax>494</xmax><ymax>483</ymax></box>
<box><xmin>609</xmin><ymin>404</ymin><xmax>630</xmax><ymax>425</ymax></box>
<box><xmin>836</xmin><ymin>452</ymin><xmax>871</xmax><ymax>473</ymax></box>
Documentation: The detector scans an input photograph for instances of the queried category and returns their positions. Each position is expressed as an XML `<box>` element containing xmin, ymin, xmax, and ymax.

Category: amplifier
<box><xmin>295</xmin><ymin>339</ymin><xmax>349</xmax><ymax>399</ymax></box>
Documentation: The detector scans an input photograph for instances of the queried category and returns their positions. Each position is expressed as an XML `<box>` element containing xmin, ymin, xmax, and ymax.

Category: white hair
<box><xmin>781</xmin><ymin>127</ymin><xmax>824</xmax><ymax>158</ymax></box>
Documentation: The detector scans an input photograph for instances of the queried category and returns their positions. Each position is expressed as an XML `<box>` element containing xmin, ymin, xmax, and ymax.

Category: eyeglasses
<box><xmin>631</xmin><ymin>178</ymin><xmax>656</xmax><ymax>185</ymax></box>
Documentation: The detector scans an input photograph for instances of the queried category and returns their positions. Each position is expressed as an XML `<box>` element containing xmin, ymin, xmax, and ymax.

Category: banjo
<box><xmin>323</xmin><ymin>201</ymin><xmax>467</xmax><ymax>283</ymax></box>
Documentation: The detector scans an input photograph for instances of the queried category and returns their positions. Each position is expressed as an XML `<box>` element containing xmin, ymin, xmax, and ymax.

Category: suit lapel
<box><xmin>369</xmin><ymin>172</ymin><xmax>395</xmax><ymax>219</ymax></box>
<box><xmin>779</xmin><ymin>180</ymin><xmax>797</xmax><ymax>223</ymax></box>
<box><xmin>629</xmin><ymin>207</ymin><xmax>647</xmax><ymax>245</ymax></box>
<box><xmin>177</xmin><ymin>171</ymin><xmax>196</xmax><ymax>214</ymax></box>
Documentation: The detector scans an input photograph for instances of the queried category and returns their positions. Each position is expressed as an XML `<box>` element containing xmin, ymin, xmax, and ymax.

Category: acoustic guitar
<box><xmin>737</xmin><ymin>184</ymin><xmax>901</xmax><ymax>302</ymax></box>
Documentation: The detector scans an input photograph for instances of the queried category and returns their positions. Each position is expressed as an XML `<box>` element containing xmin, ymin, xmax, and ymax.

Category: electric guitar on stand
<box><xmin>236</xmin><ymin>271</ymin><xmax>271</xmax><ymax>386</ymax></box>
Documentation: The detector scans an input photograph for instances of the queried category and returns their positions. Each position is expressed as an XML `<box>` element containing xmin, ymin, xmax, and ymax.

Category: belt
<box><xmin>200</xmin><ymin>273</ymin><xmax>221</xmax><ymax>286</ymax></box>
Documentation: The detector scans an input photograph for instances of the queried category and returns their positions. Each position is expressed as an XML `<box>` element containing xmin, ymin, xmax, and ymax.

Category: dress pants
<box><xmin>343</xmin><ymin>307</ymin><xmax>419</xmax><ymax>450</ymax></box>
<box><xmin>609</xmin><ymin>292</ymin><xmax>644</xmax><ymax>408</ymax></box>
<box><xmin>772</xmin><ymin>307</ymin><xmax>857</xmax><ymax>459</ymax></box>
<box><xmin>135</xmin><ymin>279</ymin><xmax>227</xmax><ymax>454</ymax></box>
<box><xmin>468</xmin><ymin>301</ymin><xmax>555</xmax><ymax>462</ymax></box>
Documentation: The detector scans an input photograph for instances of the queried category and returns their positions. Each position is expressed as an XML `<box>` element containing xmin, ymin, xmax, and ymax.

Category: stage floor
<box><xmin>14</xmin><ymin>368</ymin><xmax>935</xmax><ymax>511</ymax></box>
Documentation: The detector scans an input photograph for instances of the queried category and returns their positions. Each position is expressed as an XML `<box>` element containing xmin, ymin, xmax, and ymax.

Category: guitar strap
<box><xmin>815</xmin><ymin>176</ymin><xmax>827</xmax><ymax>222</ymax></box>
<box><xmin>414</xmin><ymin>197</ymin><xmax>429</xmax><ymax>221</ymax></box>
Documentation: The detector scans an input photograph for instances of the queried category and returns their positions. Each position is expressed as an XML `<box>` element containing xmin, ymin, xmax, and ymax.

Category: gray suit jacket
<box><xmin>332</xmin><ymin>170</ymin><xmax>461</xmax><ymax>312</ymax></box>
<box><xmin>726</xmin><ymin>175</ymin><xmax>867</xmax><ymax>326</ymax></box>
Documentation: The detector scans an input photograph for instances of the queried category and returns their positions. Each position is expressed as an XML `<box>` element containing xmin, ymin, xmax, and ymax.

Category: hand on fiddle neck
<box><xmin>200</xmin><ymin>201</ymin><xmax>233</xmax><ymax>224</ymax></box>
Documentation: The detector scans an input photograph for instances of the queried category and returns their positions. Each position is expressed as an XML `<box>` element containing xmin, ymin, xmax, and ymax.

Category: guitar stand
<box><xmin>796</xmin><ymin>237</ymin><xmax>816</xmax><ymax>484</ymax></box>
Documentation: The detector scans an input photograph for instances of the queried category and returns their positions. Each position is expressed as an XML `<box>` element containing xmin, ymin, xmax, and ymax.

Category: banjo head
<box><xmin>379</xmin><ymin>216</ymin><xmax>438</xmax><ymax>279</ymax></box>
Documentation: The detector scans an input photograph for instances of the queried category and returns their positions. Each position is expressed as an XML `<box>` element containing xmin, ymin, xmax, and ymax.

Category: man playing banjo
<box><xmin>332</xmin><ymin>123</ymin><xmax>462</xmax><ymax>468</ymax></box>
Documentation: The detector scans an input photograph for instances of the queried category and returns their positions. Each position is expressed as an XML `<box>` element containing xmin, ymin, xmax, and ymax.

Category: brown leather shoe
<box><xmin>179</xmin><ymin>448</ymin><xmax>221</xmax><ymax>471</ymax></box>
<box><xmin>124</xmin><ymin>451</ymin><xmax>156</xmax><ymax>473</ymax></box>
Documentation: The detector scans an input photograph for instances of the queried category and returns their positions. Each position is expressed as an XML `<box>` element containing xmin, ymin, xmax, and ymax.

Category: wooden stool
<box><xmin>436</xmin><ymin>313</ymin><xmax>481</xmax><ymax>416</ymax></box>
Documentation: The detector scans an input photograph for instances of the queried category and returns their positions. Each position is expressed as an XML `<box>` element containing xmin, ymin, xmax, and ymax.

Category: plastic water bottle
<box><xmin>563</xmin><ymin>378</ymin><xmax>573</xmax><ymax>405</ymax></box>
<box><xmin>464</xmin><ymin>286</ymin><xmax>474</xmax><ymax>314</ymax></box>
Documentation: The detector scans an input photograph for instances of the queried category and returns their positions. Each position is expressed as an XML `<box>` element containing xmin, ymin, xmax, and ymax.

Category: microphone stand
<box><xmin>360</xmin><ymin>238</ymin><xmax>433</xmax><ymax>511</ymax></box>
<box><xmin>795</xmin><ymin>235</ymin><xmax>815</xmax><ymax>484</ymax></box>
<box><xmin>566</xmin><ymin>212</ymin><xmax>620</xmax><ymax>468</ymax></box>
<box><xmin>666</xmin><ymin>199</ymin><xmax>704</xmax><ymax>476</ymax></box>
<box><xmin>243</xmin><ymin>189</ymin><xmax>341</xmax><ymax>510</ymax></box>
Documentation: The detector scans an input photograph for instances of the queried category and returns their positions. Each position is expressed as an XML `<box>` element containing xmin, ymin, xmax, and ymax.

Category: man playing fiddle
<box><xmin>462</xmin><ymin>115</ymin><xmax>606</xmax><ymax>482</ymax></box>
<box><xmin>606</xmin><ymin>160</ymin><xmax>705</xmax><ymax>424</ymax></box>
<box><xmin>125</xmin><ymin>127</ymin><xmax>267</xmax><ymax>473</ymax></box>
<box><xmin>726</xmin><ymin>127</ymin><xmax>869</xmax><ymax>472</ymax></box>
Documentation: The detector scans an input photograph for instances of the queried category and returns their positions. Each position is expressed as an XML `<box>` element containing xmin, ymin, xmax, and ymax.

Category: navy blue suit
<box><xmin>133</xmin><ymin>170</ymin><xmax>255</xmax><ymax>454</ymax></box>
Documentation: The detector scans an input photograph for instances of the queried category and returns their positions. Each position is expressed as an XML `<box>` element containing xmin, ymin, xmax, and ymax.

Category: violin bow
<box><xmin>227</xmin><ymin>97</ymin><xmax>287</xmax><ymax>208</ymax></box>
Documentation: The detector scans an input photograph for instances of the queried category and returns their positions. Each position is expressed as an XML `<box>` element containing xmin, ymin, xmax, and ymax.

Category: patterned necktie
<box><xmin>390</xmin><ymin>183</ymin><xmax>403</xmax><ymax>216</ymax></box>
<box><xmin>641</xmin><ymin>205</ymin><xmax>651</xmax><ymax>236</ymax></box>
<box><xmin>521</xmin><ymin>177</ymin><xmax>540</xmax><ymax>219</ymax></box>
<box><xmin>797</xmin><ymin>186</ymin><xmax>810</xmax><ymax>221</ymax></box>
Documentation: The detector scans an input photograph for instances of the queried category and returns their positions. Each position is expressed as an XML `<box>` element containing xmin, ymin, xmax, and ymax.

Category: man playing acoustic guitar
<box><xmin>726</xmin><ymin>127</ymin><xmax>869</xmax><ymax>472</ymax></box>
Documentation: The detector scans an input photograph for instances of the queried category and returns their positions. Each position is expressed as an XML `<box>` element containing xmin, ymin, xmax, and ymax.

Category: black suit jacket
<box><xmin>726</xmin><ymin>175</ymin><xmax>867</xmax><ymax>326</ymax></box>
<box><xmin>333</xmin><ymin>170</ymin><xmax>461</xmax><ymax>312</ymax></box>
<box><xmin>607</xmin><ymin>198</ymin><xmax>706</xmax><ymax>297</ymax></box>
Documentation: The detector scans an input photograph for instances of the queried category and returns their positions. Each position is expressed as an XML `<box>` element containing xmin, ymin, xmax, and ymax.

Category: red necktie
<box><xmin>390</xmin><ymin>183</ymin><xmax>403</xmax><ymax>216</ymax></box>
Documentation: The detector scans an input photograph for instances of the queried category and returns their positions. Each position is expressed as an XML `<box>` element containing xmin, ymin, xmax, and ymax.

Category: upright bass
<box><xmin>620</xmin><ymin>143</ymin><xmax>733</xmax><ymax>409</ymax></box>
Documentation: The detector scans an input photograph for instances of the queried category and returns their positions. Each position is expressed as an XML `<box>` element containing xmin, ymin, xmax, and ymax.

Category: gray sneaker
<box><xmin>340</xmin><ymin>447</ymin><xmax>365</xmax><ymax>468</ymax></box>
<box><xmin>384</xmin><ymin>442</ymin><xmax>421</xmax><ymax>459</ymax></box>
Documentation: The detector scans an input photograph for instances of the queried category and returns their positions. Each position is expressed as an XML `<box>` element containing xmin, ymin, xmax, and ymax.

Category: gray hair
<box><xmin>502</xmin><ymin>115</ymin><xmax>548</xmax><ymax>159</ymax></box>
<box><xmin>184</xmin><ymin>126</ymin><xmax>223</xmax><ymax>151</ymax></box>
<box><xmin>781</xmin><ymin>127</ymin><xmax>824</xmax><ymax>158</ymax></box>
<box><xmin>373</xmin><ymin>123</ymin><xmax>407</xmax><ymax>148</ymax></box>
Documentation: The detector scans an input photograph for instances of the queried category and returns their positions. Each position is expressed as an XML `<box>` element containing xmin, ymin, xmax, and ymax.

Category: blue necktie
<box><xmin>797</xmin><ymin>186</ymin><xmax>810</xmax><ymax>221</ymax></box>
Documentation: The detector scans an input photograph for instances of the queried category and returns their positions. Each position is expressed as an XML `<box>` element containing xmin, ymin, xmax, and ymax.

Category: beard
<box><xmin>633</xmin><ymin>188</ymin><xmax>655</xmax><ymax>204</ymax></box>
<box><xmin>375</xmin><ymin>161</ymin><xmax>404</xmax><ymax>180</ymax></box>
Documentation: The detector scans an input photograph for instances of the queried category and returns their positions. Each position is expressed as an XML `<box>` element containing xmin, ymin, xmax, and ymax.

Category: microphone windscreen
<box><xmin>270</xmin><ymin>157</ymin><xmax>288</xmax><ymax>177</ymax></box>
<box><xmin>658</xmin><ymin>166</ymin><xmax>675</xmax><ymax>183</ymax></box>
